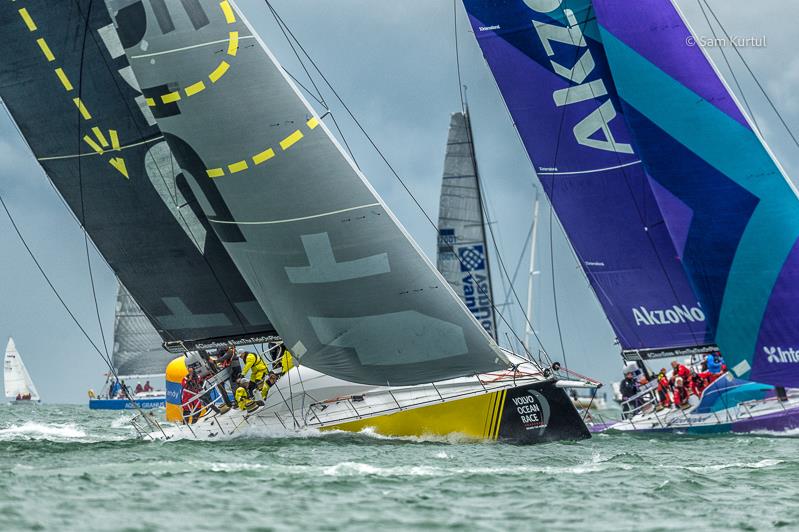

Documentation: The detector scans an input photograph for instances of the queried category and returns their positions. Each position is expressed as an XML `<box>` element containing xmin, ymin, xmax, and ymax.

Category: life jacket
<box><xmin>241</xmin><ymin>352</ymin><xmax>267</xmax><ymax>379</ymax></box>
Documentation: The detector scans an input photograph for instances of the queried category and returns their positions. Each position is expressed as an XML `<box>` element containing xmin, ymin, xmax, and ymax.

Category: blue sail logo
<box><xmin>459</xmin><ymin>245</ymin><xmax>486</xmax><ymax>272</ymax></box>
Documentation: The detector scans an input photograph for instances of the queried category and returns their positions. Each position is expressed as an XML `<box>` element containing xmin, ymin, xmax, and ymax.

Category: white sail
<box><xmin>3</xmin><ymin>338</ymin><xmax>40</xmax><ymax>401</ymax></box>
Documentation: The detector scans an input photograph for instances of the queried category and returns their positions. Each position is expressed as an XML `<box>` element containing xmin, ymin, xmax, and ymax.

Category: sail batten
<box><xmin>106</xmin><ymin>0</ymin><xmax>508</xmax><ymax>385</ymax></box>
<box><xmin>0</xmin><ymin>0</ymin><xmax>276</xmax><ymax>344</ymax></box>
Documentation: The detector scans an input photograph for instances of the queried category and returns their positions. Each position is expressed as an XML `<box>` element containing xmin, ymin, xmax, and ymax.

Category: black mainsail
<box><xmin>0</xmin><ymin>1</ymin><xmax>275</xmax><ymax>346</ymax></box>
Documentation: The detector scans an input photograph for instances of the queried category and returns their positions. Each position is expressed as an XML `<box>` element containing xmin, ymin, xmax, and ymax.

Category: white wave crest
<box><xmin>0</xmin><ymin>421</ymin><xmax>87</xmax><ymax>441</ymax></box>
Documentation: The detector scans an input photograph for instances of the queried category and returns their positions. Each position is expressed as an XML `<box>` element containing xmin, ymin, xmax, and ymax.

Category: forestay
<box><xmin>0</xmin><ymin>1</ymin><xmax>275</xmax><ymax>345</ymax></box>
<box><xmin>594</xmin><ymin>0</ymin><xmax>799</xmax><ymax>387</ymax></box>
<box><xmin>106</xmin><ymin>0</ymin><xmax>508</xmax><ymax>385</ymax></box>
<box><xmin>461</xmin><ymin>0</ymin><xmax>712</xmax><ymax>354</ymax></box>
<box><xmin>3</xmin><ymin>338</ymin><xmax>40</xmax><ymax>401</ymax></box>
<box><xmin>437</xmin><ymin>112</ymin><xmax>497</xmax><ymax>340</ymax></box>
<box><xmin>113</xmin><ymin>284</ymin><xmax>175</xmax><ymax>376</ymax></box>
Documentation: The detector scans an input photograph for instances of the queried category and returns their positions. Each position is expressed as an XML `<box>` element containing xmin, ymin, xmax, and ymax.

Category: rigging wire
<box><xmin>700</xmin><ymin>0</ymin><xmax>799</xmax><ymax>152</ymax></box>
<box><xmin>262</xmin><ymin>0</ymin><xmax>549</xmax><ymax>362</ymax></box>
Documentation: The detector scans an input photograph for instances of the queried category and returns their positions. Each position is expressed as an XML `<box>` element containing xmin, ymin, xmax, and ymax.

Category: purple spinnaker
<box><xmin>461</xmin><ymin>0</ymin><xmax>711</xmax><ymax>353</ymax></box>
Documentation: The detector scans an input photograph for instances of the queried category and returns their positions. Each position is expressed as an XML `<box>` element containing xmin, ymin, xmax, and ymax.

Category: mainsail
<box><xmin>0</xmin><ymin>1</ymin><xmax>275</xmax><ymax>346</ymax></box>
<box><xmin>4</xmin><ymin>338</ymin><xmax>40</xmax><ymax>401</ymax></box>
<box><xmin>461</xmin><ymin>0</ymin><xmax>713</xmax><ymax>357</ymax></box>
<box><xmin>113</xmin><ymin>284</ymin><xmax>174</xmax><ymax>376</ymax></box>
<box><xmin>105</xmin><ymin>0</ymin><xmax>508</xmax><ymax>385</ymax></box>
<box><xmin>436</xmin><ymin>112</ymin><xmax>497</xmax><ymax>340</ymax></box>
<box><xmin>593</xmin><ymin>0</ymin><xmax>799</xmax><ymax>386</ymax></box>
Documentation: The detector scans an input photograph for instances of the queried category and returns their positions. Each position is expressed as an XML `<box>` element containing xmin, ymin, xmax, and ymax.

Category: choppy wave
<box><xmin>0</xmin><ymin>421</ymin><xmax>87</xmax><ymax>441</ymax></box>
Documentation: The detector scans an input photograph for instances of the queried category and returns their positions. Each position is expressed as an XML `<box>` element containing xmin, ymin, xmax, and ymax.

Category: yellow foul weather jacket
<box><xmin>241</xmin><ymin>352</ymin><xmax>267</xmax><ymax>382</ymax></box>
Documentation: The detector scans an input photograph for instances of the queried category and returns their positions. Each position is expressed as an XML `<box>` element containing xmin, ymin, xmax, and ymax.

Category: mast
<box><xmin>524</xmin><ymin>189</ymin><xmax>540</xmax><ymax>353</ymax></box>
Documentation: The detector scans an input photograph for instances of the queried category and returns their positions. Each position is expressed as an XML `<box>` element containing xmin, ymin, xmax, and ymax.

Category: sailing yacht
<box><xmin>4</xmin><ymin>338</ymin><xmax>40</xmax><ymax>404</ymax></box>
<box><xmin>89</xmin><ymin>285</ymin><xmax>174</xmax><ymax>410</ymax></box>
<box><xmin>461</xmin><ymin>0</ymin><xmax>799</xmax><ymax>433</ymax></box>
<box><xmin>0</xmin><ymin>1</ymin><xmax>591</xmax><ymax>443</ymax></box>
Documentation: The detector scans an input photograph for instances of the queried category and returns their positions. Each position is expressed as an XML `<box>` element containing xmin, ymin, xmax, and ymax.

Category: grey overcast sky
<box><xmin>1</xmin><ymin>1</ymin><xmax>798</xmax><ymax>403</ymax></box>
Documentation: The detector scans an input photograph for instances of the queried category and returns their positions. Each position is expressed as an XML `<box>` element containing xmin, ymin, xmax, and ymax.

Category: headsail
<box><xmin>4</xmin><ymin>338</ymin><xmax>40</xmax><ymax>401</ymax></box>
<box><xmin>437</xmin><ymin>112</ymin><xmax>497</xmax><ymax>340</ymax></box>
<box><xmin>593</xmin><ymin>0</ymin><xmax>799</xmax><ymax>386</ymax></box>
<box><xmin>105</xmin><ymin>0</ymin><xmax>508</xmax><ymax>385</ymax></box>
<box><xmin>113</xmin><ymin>284</ymin><xmax>174</xmax><ymax>376</ymax></box>
<box><xmin>460</xmin><ymin>0</ymin><xmax>713</xmax><ymax>356</ymax></box>
<box><xmin>0</xmin><ymin>1</ymin><xmax>275</xmax><ymax>346</ymax></box>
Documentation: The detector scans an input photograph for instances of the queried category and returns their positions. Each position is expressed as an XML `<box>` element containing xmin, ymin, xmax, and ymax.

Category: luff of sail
<box><xmin>0</xmin><ymin>1</ymin><xmax>275</xmax><ymax>346</ymax></box>
<box><xmin>106</xmin><ymin>0</ymin><xmax>508</xmax><ymax>386</ymax></box>
<box><xmin>593</xmin><ymin>0</ymin><xmax>799</xmax><ymax>387</ymax></box>
<box><xmin>113</xmin><ymin>284</ymin><xmax>174</xmax><ymax>376</ymax></box>
<box><xmin>4</xmin><ymin>338</ymin><xmax>40</xmax><ymax>401</ymax></box>
<box><xmin>460</xmin><ymin>0</ymin><xmax>713</xmax><ymax>355</ymax></box>
<box><xmin>437</xmin><ymin>112</ymin><xmax>497</xmax><ymax>340</ymax></box>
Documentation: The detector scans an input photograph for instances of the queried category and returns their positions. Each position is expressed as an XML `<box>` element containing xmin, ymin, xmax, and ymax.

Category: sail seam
<box><xmin>207</xmin><ymin>203</ymin><xmax>381</xmax><ymax>225</ymax></box>
<box><xmin>537</xmin><ymin>160</ymin><xmax>642</xmax><ymax>175</ymax></box>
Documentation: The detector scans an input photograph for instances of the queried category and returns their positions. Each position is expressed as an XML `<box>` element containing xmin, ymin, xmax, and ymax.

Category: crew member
<box><xmin>619</xmin><ymin>371</ymin><xmax>639</xmax><ymax>419</ymax></box>
<box><xmin>261</xmin><ymin>372</ymin><xmax>279</xmax><ymax>399</ymax></box>
<box><xmin>706</xmin><ymin>352</ymin><xmax>724</xmax><ymax>375</ymax></box>
<box><xmin>240</xmin><ymin>350</ymin><xmax>268</xmax><ymax>386</ymax></box>
<box><xmin>673</xmin><ymin>376</ymin><xmax>690</xmax><ymax>408</ymax></box>
<box><xmin>234</xmin><ymin>378</ymin><xmax>263</xmax><ymax>412</ymax></box>
<box><xmin>656</xmin><ymin>368</ymin><xmax>672</xmax><ymax>409</ymax></box>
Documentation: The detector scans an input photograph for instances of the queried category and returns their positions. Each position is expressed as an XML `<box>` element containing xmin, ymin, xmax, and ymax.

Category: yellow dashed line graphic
<box><xmin>208</xmin><ymin>60</ymin><xmax>229</xmax><ymax>83</ymax></box>
<box><xmin>220</xmin><ymin>0</ymin><xmax>236</xmax><ymax>24</ymax></box>
<box><xmin>279</xmin><ymin>130</ymin><xmax>304</xmax><ymax>151</ymax></box>
<box><xmin>252</xmin><ymin>148</ymin><xmax>275</xmax><ymax>165</ymax></box>
<box><xmin>18</xmin><ymin>8</ymin><xmax>36</xmax><ymax>31</ymax></box>
<box><xmin>227</xmin><ymin>31</ymin><xmax>239</xmax><ymax>56</ymax></box>
<box><xmin>147</xmin><ymin>2</ymin><xmax>238</xmax><ymax>108</ymax></box>
<box><xmin>206</xmin><ymin>118</ymin><xmax>321</xmax><ymax>178</ymax></box>
<box><xmin>161</xmin><ymin>91</ymin><xmax>181</xmax><ymax>104</ymax></box>
<box><xmin>19</xmin><ymin>5</ymin><xmax>128</xmax><ymax>178</ymax></box>
<box><xmin>55</xmin><ymin>67</ymin><xmax>73</xmax><ymax>91</ymax></box>
<box><xmin>72</xmin><ymin>98</ymin><xmax>92</xmax><ymax>120</ymax></box>
<box><xmin>36</xmin><ymin>38</ymin><xmax>54</xmax><ymax>62</ymax></box>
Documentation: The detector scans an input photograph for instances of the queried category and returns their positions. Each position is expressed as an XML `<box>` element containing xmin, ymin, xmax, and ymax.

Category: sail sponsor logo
<box><xmin>459</xmin><ymin>244</ymin><xmax>487</xmax><ymax>272</ymax></box>
<box><xmin>438</xmin><ymin>228</ymin><xmax>457</xmax><ymax>253</ymax></box>
<box><xmin>512</xmin><ymin>390</ymin><xmax>550</xmax><ymax>430</ymax></box>
<box><xmin>763</xmin><ymin>346</ymin><xmax>799</xmax><ymax>364</ymax></box>
<box><xmin>632</xmin><ymin>305</ymin><xmax>706</xmax><ymax>326</ymax></box>
<box><xmin>478</xmin><ymin>25</ymin><xmax>501</xmax><ymax>32</ymax></box>
<box><xmin>523</xmin><ymin>0</ymin><xmax>633</xmax><ymax>155</ymax></box>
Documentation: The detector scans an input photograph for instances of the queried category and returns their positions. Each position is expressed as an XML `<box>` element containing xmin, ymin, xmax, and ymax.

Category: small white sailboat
<box><xmin>4</xmin><ymin>338</ymin><xmax>40</xmax><ymax>404</ymax></box>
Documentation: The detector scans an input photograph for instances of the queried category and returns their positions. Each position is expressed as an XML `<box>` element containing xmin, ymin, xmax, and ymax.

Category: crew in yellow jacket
<box><xmin>234</xmin><ymin>379</ymin><xmax>253</xmax><ymax>411</ymax></box>
<box><xmin>260</xmin><ymin>372</ymin><xmax>279</xmax><ymax>399</ymax></box>
<box><xmin>280</xmin><ymin>349</ymin><xmax>294</xmax><ymax>375</ymax></box>
<box><xmin>240</xmin><ymin>351</ymin><xmax>267</xmax><ymax>384</ymax></box>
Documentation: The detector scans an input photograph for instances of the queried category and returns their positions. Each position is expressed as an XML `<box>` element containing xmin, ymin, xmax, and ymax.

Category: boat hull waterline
<box><xmin>141</xmin><ymin>364</ymin><xmax>590</xmax><ymax>445</ymax></box>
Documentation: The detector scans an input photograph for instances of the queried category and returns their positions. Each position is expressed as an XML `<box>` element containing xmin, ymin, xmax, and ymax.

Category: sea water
<box><xmin>0</xmin><ymin>404</ymin><xmax>797</xmax><ymax>531</ymax></box>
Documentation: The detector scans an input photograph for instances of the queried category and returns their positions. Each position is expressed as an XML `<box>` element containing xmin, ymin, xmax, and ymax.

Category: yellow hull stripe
<box><xmin>326</xmin><ymin>389</ymin><xmax>507</xmax><ymax>441</ymax></box>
